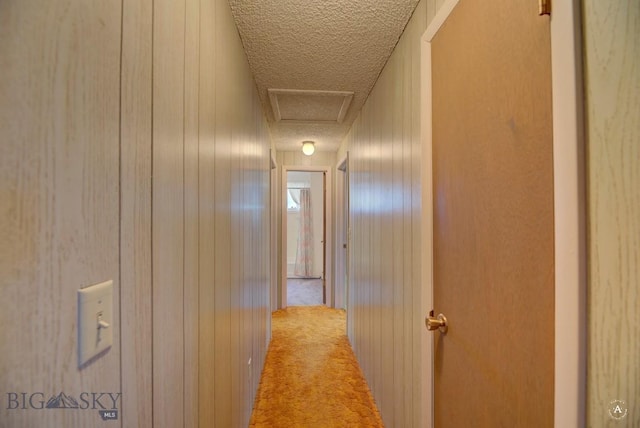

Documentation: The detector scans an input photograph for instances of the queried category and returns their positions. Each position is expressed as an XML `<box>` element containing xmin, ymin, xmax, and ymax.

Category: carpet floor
<box><xmin>249</xmin><ymin>306</ymin><xmax>384</xmax><ymax>427</ymax></box>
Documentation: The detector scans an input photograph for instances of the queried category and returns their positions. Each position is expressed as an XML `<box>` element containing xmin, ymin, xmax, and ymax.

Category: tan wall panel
<box><xmin>584</xmin><ymin>0</ymin><xmax>640</xmax><ymax>426</ymax></box>
<box><xmin>0</xmin><ymin>0</ymin><xmax>122</xmax><ymax>426</ymax></box>
<box><xmin>152</xmin><ymin>0</ymin><xmax>186</xmax><ymax>426</ymax></box>
<box><xmin>212</xmin><ymin>0</ymin><xmax>234</xmax><ymax>424</ymax></box>
<box><xmin>391</xmin><ymin>34</ymin><xmax>407</xmax><ymax>428</ymax></box>
<box><xmin>1</xmin><ymin>1</ymin><xmax>270</xmax><ymax>427</ymax></box>
<box><xmin>338</xmin><ymin>1</ymin><xmax>429</xmax><ymax>425</ymax></box>
<box><xmin>120</xmin><ymin>0</ymin><xmax>153</xmax><ymax>426</ymax></box>
<box><xmin>150</xmin><ymin>0</ymin><xmax>271</xmax><ymax>425</ymax></box>
<box><xmin>198</xmin><ymin>0</ymin><xmax>217</xmax><ymax>425</ymax></box>
<box><xmin>204</xmin><ymin>1</ymin><xmax>272</xmax><ymax>426</ymax></box>
<box><xmin>229</xmin><ymin>36</ymin><xmax>245</xmax><ymax>426</ymax></box>
<box><xmin>198</xmin><ymin>1</ymin><xmax>216</xmax><ymax>427</ymax></box>
<box><xmin>184</xmin><ymin>0</ymin><xmax>201</xmax><ymax>425</ymax></box>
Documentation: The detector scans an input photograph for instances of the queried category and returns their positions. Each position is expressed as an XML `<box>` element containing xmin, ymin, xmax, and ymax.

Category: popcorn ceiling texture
<box><xmin>228</xmin><ymin>0</ymin><xmax>420</xmax><ymax>152</ymax></box>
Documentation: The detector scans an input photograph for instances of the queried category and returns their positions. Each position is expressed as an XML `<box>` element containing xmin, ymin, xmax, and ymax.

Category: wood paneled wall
<box><xmin>199</xmin><ymin>2</ymin><xmax>271</xmax><ymax>426</ymax></box>
<box><xmin>152</xmin><ymin>0</ymin><xmax>187</xmax><ymax>425</ymax></box>
<box><xmin>0</xmin><ymin>1</ymin><xmax>122</xmax><ymax>426</ymax></box>
<box><xmin>120</xmin><ymin>0</ymin><xmax>153</xmax><ymax>425</ymax></box>
<box><xmin>149</xmin><ymin>0</ymin><xmax>272</xmax><ymax>426</ymax></box>
<box><xmin>338</xmin><ymin>1</ymin><xmax>436</xmax><ymax>426</ymax></box>
<box><xmin>583</xmin><ymin>0</ymin><xmax>640</xmax><ymax>426</ymax></box>
<box><xmin>1</xmin><ymin>0</ymin><xmax>271</xmax><ymax>426</ymax></box>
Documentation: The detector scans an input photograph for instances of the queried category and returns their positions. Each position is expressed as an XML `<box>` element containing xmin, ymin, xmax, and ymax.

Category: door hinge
<box><xmin>539</xmin><ymin>0</ymin><xmax>551</xmax><ymax>16</ymax></box>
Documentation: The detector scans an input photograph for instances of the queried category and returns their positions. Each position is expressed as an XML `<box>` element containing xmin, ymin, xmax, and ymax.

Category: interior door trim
<box><xmin>281</xmin><ymin>165</ymin><xmax>333</xmax><ymax>309</ymax></box>
<box><xmin>419</xmin><ymin>0</ymin><xmax>586</xmax><ymax>426</ymax></box>
<box><xmin>549</xmin><ymin>2</ymin><xmax>587</xmax><ymax>426</ymax></box>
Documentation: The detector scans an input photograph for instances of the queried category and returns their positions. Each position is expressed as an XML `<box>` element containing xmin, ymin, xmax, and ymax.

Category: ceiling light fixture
<box><xmin>302</xmin><ymin>140</ymin><xmax>315</xmax><ymax>156</ymax></box>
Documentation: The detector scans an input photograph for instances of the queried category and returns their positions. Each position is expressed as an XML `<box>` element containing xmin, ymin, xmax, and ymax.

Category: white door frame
<box><xmin>281</xmin><ymin>164</ymin><xmax>333</xmax><ymax>308</ymax></box>
<box><xmin>269</xmin><ymin>150</ymin><xmax>277</xmax><ymax>340</ymax></box>
<box><xmin>420</xmin><ymin>1</ymin><xmax>586</xmax><ymax>427</ymax></box>
<box><xmin>335</xmin><ymin>154</ymin><xmax>349</xmax><ymax>310</ymax></box>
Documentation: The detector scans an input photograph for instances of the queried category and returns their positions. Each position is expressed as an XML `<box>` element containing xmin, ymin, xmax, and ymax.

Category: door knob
<box><xmin>426</xmin><ymin>311</ymin><xmax>448</xmax><ymax>334</ymax></box>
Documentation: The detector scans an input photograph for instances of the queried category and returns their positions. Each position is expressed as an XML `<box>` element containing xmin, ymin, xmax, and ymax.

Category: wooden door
<box><xmin>430</xmin><ymin>1</ymin><xmax>554</xmax><ymax>426</ymax></box>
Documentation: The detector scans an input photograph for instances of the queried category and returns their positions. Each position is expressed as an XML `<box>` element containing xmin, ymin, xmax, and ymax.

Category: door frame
<box><xmin>269</xmin><ymin>150</ymin><xmax>277</xmax><ymax>339</ymax></box>
<box><xmin>281</xmin><ymin>164</ymin><xmax>333</xmax><ymax>308</ymax></box>
<box><xmin>419</xmin><ymin>1</ymin><xmax>586</xmax><ymax>427</ymax></box>
<box><xmin>335</xmin><ymin>153</ymin><xmax>349</xmax><ymax>310</ymax></box>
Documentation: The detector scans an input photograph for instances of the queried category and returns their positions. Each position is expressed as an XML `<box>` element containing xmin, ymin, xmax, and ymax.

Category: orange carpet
<box><xmin>249</xmin><ymin>306</ymin><xmax>384</xmax><ymax>427</ymax></box>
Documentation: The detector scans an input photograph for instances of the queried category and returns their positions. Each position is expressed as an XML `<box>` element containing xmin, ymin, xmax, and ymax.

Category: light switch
<box><xmin>78</xmin><ymin>280</ymin><xmax>113</xmax><ymax>367</ymax></box>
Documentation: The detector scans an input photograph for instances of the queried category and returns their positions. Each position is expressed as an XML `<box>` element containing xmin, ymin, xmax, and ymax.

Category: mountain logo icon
<box><xmin>45</xmin><ymin>392</ymin><xmax>80</xmax><ymax>409</ymax></box>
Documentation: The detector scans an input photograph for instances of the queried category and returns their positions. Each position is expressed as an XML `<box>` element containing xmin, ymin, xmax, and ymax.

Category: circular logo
<box><xmin>608</xmin><ymin>400</ymin><xmax>628</xmax><ymax>421</ymax></box>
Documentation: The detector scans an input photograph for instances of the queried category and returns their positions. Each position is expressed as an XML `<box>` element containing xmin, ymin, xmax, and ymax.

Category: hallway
<box><xmin>250</xmin><ymin>307</ymin><xmax>383</xmax><ymax>427</ymax></box>
<box><xmin>1</xmin><ymin>0</ymin><xmax>638</xmax><ymax>426</ymax></box>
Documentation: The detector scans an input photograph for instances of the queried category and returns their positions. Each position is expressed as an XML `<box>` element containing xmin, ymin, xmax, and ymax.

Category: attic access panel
<box><xmin>268</xmin><ymin>88</ymin><xmax>354</xmax><ymax>124</ymax></box>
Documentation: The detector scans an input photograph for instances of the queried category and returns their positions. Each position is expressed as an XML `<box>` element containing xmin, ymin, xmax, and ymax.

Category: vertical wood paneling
<box><xmin>229</xmin><ymin>36</ymin><xmax>242</xmax><ymax>426</ymax></box>
<box><xmin>2</xmin><ymin>1</ymin><xmax>271</xmax><ymax>427</ymax></box>
<box><xmin>183</xmin><ymin>0</ymin><xmax>201</xmax><ymax>425</ymax></box>
<box><xmin>151</xmin><ymin>0</ymin><xmax>271</xmax><ymax>425</ymax></box>
<box><xmin>584</xmin><ymin>0</ymin><xmax>640</xmax><ymax>426</ymax></box>
<box><xmin>120</xmin><ymin>0</ymin><xmax>153</xmax><ymax>426</ymax></box>
<box><xmin>377</xmin><ymin>66</ymin><xmax>394</xmax><ymax>422</ymax></box>
<box><xmin>198</xmin><ymin>1</ymin><xmax>273</xmax><ymax>427</ymax></box>
<box><xmin>198</xmin><ymin>0</ymin><xmax>217</xmax><ymax>425</ymax></box>
<box><xmin>391</xmin><ymin>37</ymin><xmax>406</xmax><ymax>428</ymax></box>
<box><xmin>339</xmin><ymin>1</ymin><xmax>430</xmax><ymax>426</ymax></box>
<box><xmin>371</xmin><ymin>79</ymin><xmax>382</xmax><ymax>402</ymax></box>
<box><xmin>213</xmin><ymin>0</ymin><xmax>233</xmax><ymax>424</ymax></box>
<box><xmin>152</xmin><ymin>0</ymin><xmax>185</xmax><ymax>426</ymax></box>
<box><xmin>0</xmin><ymin>1</ymin><xmax>122</xmax><ymax>426</ymax></box>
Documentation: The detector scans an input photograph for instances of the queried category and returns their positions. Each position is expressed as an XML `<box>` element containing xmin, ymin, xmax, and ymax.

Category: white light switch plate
<box><xmin>78</xmin><ymin>280</ymin><xmax>113</xmax><ymax>367</ymax></box>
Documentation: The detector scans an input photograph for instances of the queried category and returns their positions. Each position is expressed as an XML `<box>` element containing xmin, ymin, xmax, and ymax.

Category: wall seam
<box><xmin>196</xmin><ymin>0</ymin><xmax>202</xmax><ymax>425</ymax></box>
<box><xmin>150</xmin><ymin>0</ymin><xmax>155</xmax><ymax>425</ymax></box>
<box><xmin>182</xmin><ymin>0</ymin><xmax>187</xmax><ymax>425</ymax></box>
<box><xmin>117</xmin><ymin>0</ymin><xmax>125</xmax><ymax>425</ymax></box>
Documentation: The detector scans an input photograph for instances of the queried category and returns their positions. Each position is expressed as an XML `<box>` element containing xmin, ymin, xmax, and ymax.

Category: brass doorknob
<box><xmin>426</xmin><ymin>312</ymin><xmax>448</xmax><ymax>334</ymax></box>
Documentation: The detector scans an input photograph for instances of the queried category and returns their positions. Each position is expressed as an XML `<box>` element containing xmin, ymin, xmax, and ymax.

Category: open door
<box><xmin>282</xmin><ymin>166</ymin><xmax>333</xmax><ymax>308</ymax></box>
<box><xmin>424</xmin><ymin>0</ymin><xmax>555</xmax><ymax>426</ymax></box>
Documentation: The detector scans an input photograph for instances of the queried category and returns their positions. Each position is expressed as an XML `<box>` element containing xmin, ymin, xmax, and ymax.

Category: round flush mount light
<box><xmin>302</xmin><ymin>140</ymin><xmax>315</xmax><ymax>156</ymax></box>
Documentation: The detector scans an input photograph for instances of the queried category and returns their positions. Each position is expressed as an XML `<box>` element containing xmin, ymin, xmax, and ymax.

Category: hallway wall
<box><xmin>1</xmin><ymin>1</ymin><xmax>122</xmax><ymax>426</ymax></box>
<box><xmin>1</xmin><ymin>0</ymin><xmax>271</xmax><ymax>427</ymax></box>
<box><xmin>338</xmin><ymin>1</ymin><xmax>441</xmax><ymax>426</ymax></box>
<box><xmin>583</xmin><ymin>0</ymin><xmax>640</xmax><ymax>425</ymax></box>
<box><xmin>149</xmin><ymin>0</ymin><xmax>271</xmax><ymax>426</ymax></box>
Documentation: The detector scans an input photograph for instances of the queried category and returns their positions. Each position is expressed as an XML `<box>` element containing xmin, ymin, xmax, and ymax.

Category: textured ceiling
<box><xmin>228</xmin><ymin>0</ymin><xmax>420</xmax><ymax>152</ymax></box>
